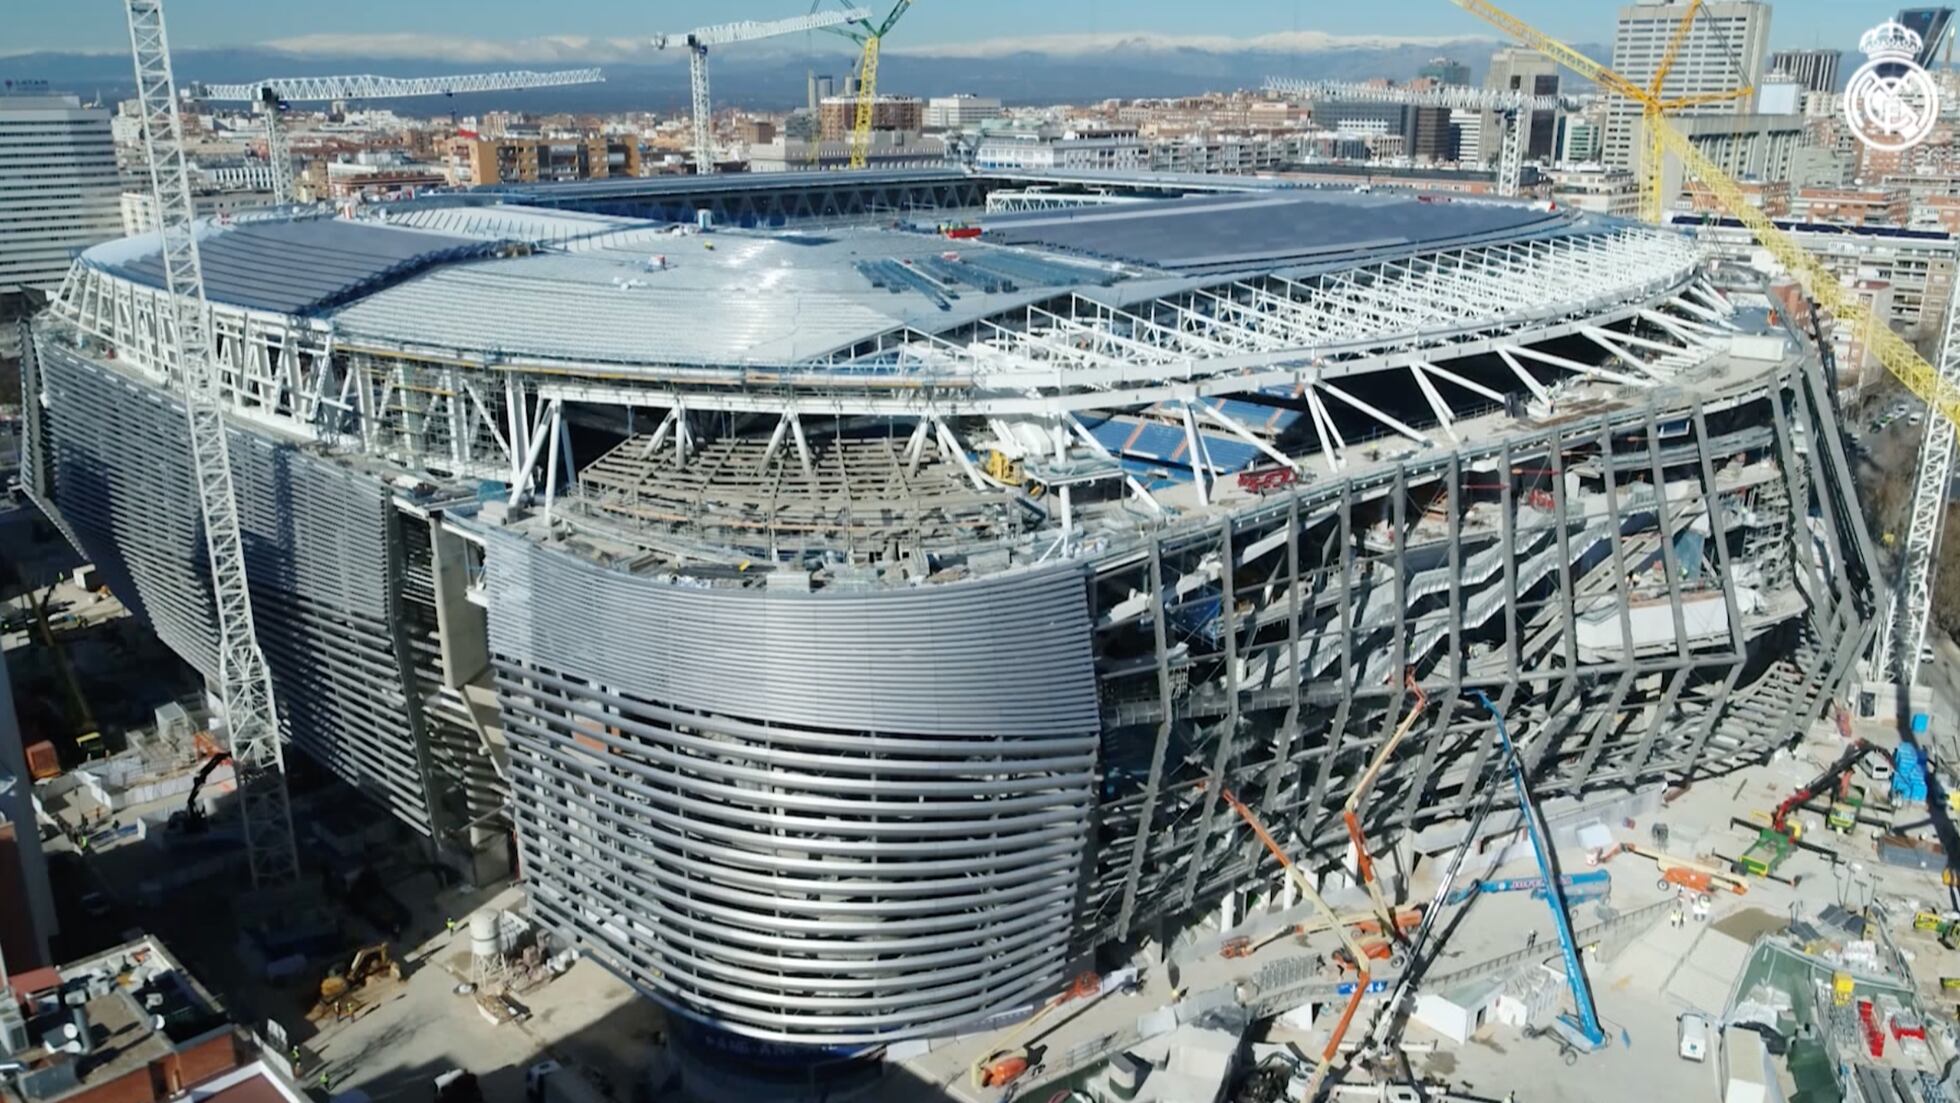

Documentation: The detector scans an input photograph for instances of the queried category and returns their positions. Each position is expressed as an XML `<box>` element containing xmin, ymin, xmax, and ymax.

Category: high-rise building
<box><xmin>1897</xmin><ymin>7</ymin><xmax>1955</xmax><ymax>67</ymax></box>
<box><xmin>1484</xmin><ymin>48</ymin><xmax>1561</xmax><ymax>161</ymax></box>
<box><xmin>0</xmin><ymin>94</ymin><xmax>121</xmax><ymax>294</ymax></box>
<box><xmin>1419</xmin><ymin>57</ymin><xmax>1472</xmax><ymax>86</ymax></box>
<box><xmin>1604</xmin><ymin>1</ymin><xmax>1771</xmax><ymax>170</ymax></box>
<box><xmin>1766</xmin><ymin>48</ymin><xmax>1841</xmax><ymax>93</ymax></box>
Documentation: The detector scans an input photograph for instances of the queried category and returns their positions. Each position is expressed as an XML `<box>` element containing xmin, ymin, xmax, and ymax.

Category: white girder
<box><xmin>654</xmin><ymin>11</ymin><xmax>864</xmax><ymax>176</ymax></box>
<box><xmin>191</xmin><ymin>69</ymin><xmax>603</xmax><ymax>202</ymax></box>
<box><xmin>123</xmin><ymin>0</ymin><xmax>298</xmax><ymax>888</ymax></box>
<box><xmin>1874</xmin><ymin>282</ymin><xmax>1960</xmax><ymax>682</ymax></box>
<box><xmin>194</xmin><ymin>69</ymin><xmax>604</xmax><ymax>102</ymax></box>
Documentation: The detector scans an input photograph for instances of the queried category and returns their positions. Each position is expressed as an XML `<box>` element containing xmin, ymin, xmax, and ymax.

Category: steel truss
<box><xmin>1084</xmin><ymin>359</ymin><xmax>1873</xmax><ymax>948</ymax></box>
<box><xmin>122</xmin><ymin>0</ymin><xmax>299</xmax><ymax>887</ymax></box>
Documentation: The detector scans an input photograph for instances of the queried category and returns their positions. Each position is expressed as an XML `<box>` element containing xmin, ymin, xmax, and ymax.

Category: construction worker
<box><xmin>445</xmin><ymin>917</ymin><xmax>457</xmax><ymax>935</ymax></box>
<box><xmin>290</xmin><ymin>1044</ymin><xmax>301</xmax><ymax>1069</ymax></box>
<box><xmin>1527</xmin><ymin>930</ymin><xmax>1538</xmax><ymax>950</ymax></box>
<box><xmin>318</xmin><ymin>1070</ymin><xmax>332</xmax><ymax>1095</ymax></box>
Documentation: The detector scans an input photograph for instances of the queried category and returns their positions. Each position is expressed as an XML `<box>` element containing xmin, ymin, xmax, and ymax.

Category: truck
<box><xmin>1678</xmin><ymin>1012</ymin><xmax>1710</xmax><ymax>1062</ymax></box>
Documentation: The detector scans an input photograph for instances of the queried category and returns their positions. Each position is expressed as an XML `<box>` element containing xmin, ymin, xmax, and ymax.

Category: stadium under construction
<box><xmin>19</xmin><ymin>167</ymin><xmax>1877</xmax><ymax>1050</ymax></box>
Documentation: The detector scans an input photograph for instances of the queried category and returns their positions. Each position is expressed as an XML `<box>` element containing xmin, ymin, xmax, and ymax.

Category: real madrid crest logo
<box><xmin>1843</xmin><ymin>19</ymin><xmax>1942</xmax><ymax>153</ymax></box>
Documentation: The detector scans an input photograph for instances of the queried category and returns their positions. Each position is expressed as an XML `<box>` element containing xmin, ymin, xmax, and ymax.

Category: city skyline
<box><xmin>1</xmin><ymin>0</ymin><xmax>1906</xmax><ymax>60</ymax></box>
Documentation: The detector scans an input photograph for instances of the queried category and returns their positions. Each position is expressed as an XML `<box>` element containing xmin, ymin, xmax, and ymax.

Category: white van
<box><xmin>1679</xmin><ymin>1012</ymin><xmax>1711</xmax><ymax>1062</ymax></box>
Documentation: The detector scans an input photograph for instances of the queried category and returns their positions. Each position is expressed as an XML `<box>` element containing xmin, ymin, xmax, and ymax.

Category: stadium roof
<box><xmin>87</xmin><ymin>219</ymin><xmax>499</xmax><ymax>316</ymax></box>
<box><xmin>976</xmin><ymin>192</ymin><xmax>1568</xmax><ymax>274</ymax></box>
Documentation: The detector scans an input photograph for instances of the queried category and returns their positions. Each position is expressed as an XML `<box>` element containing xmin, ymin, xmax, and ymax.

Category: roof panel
<box><xmin>96</xmin><ymin>219</ymin><xmax>499</xmax><ymax>316</ymax></box>
<box><xmin>978</xmin><ymin>192</ymin><xmax>1568</xmax><ymax>274</ymax></box>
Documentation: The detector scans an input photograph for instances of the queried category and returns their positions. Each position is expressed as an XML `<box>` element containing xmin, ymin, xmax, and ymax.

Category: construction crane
<box><xmin>1205</xmin><ymin>782</ymin><xmax>1384</xmax><ymax>1100</ymax></box>
<box><xmin>1449</xmin><ymin>0</ymin><xmax>1750</xmax><ymax>223</ymax></box>
<box><xmin>1262</xmin><ymin>77</ymin><xmax>1562</xmax><ymax>198</ymax></box>
<box><xmin>1736</xmin><ymin>739</ymin><xmax>1877</xmax><ymax>875</ymax></box>
<box><xmin>189</xmin><ymin>69</ymin><xmax>605</xmax><ymax>204</ymax></box>
<box><xmin>1447</xmin><ymin>0</ymin><xmax>1960</xmax><ymax>688</ymax></box>
<box><xmin>820</xmin><ymin>1</ymin><xmax>918</xmax><ymax>170</ymax></box>
<box><xmin>1476</xmin><ymin>692</ymin><xmax>1606</xmax><ymax>1054</ymax></box>
<box><xmin>1874</xmin><ymin>287</ymin><xmax>1960</xmax><ymax>684</ymax></box>
<box><xmin>655</xmin><ymin>11</ymin><xmax>867</xmax><ymax>176</ymax></box>
<box><xmin>1339</xmin><ymin>672</ymin><xmax>1428</xmax><ymax>936</ymax></box>
<box><xmin>123</xmin><ymin>0</ymin><xmax>299</xmax><ymax>887</ymax></box>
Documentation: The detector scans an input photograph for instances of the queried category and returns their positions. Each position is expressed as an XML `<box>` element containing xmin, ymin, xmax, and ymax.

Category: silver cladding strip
<box><xmin>30</xmin><ymin>343</ymin><xmax>434</xmax><ymax>833</ymax></box>
<box><xmin>486</xmin><ymin>535</ymin><xmax>1101</xmax><ymax>1043</ymax></box>
<box><xmin>482</xmin><ymin>528</ymin><xmax>1102</xmax><ymax>738</ymax></box>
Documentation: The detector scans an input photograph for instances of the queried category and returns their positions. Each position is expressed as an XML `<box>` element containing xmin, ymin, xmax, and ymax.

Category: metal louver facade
<box><xmin>485</xmin><ymin>531</ymin><xmax>1103</xmax><ymax>1042</ymax></box>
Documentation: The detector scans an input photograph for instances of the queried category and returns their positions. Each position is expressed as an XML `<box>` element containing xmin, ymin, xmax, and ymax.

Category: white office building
<box><xmin>0</xmin><ymin>94</ymin><xmax>122</xmax><ymax>293</ymax></box>
<box><xmin>923</xmin><ymin>94</ymin><xmax>1004</xmax><ymax>130</ymax></box>
<box><xmin>1604</xmin><ymin>1</ymin><xmax>1771</xmax><ymax>169</ymax></box>
<box><xmin>973</xmin><ymin>127</ymin><xmax>1146</xmax><ymax>172</ymax></box>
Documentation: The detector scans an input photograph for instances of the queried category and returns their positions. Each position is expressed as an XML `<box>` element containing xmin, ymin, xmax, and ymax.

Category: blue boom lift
<box><xmin>1477</xmin><ymin>691</ymin><xmax>1608</xmax><ymax>1054</ymax></box>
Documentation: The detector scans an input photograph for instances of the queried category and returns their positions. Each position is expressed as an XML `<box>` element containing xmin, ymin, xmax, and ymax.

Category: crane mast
<box><xmin>1264</xmin><ymin>77</ymin><xmax>1561</xmax><ymax>197</ymax></box>
<box><xmin>654</xmin><ymin>11</ymin><xmax>867</xmax><ymax>176</ymax></box>
<box><xmin>192</xmin><ymin>69</ymin><xmax>606</xmax><ymax>203</ymax></box>
<box><xmin>1874</xmin><ymin>287</ymin><xmax>1960</xmax><ymax>682</ymax></box>
<box><xmin>124</xmin><ymin>0</ymin><xmax>299</xmax><ymax>887</ymax></box>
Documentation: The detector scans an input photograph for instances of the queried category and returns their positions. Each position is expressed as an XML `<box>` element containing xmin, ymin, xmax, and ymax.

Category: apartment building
<box><xmin>449</xmin><ymin>136</ymin><xmax>640</xmax><ymax>186</ymax></box>
<box><xmin>818</xmin><ymin>96</ymin><xmax>924</xmax><ymax>141</ymax></box>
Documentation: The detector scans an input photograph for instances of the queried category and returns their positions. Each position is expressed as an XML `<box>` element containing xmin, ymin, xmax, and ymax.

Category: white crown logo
<box><xmin>1859</xmin><ymin>19</ymin><xmax>1924</xmax><ymax>61</ymax></box>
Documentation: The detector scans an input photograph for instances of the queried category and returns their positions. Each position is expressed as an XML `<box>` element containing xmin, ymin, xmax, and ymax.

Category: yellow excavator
<box><xmin>309</xmin><ymin>943</ymin><xmax>403</xmax><ymax>1022</ymax></box>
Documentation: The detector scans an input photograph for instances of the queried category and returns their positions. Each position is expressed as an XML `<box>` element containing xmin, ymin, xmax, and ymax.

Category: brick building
<box><xmin>817</xmin><ymin>96</ymin><xmax>924</xmax><ymax>141</ymax></box>
<box><xmin>3</xmin><ymin>937</ymin><xmax>239</xmax><ymax>1103</ymax></box>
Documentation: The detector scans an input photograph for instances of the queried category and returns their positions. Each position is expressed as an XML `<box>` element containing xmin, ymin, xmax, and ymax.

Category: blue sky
<box><xmin>0</xmin><ymin>0</ymin><xmax>1896</xmax><ymax>56</ymax></box>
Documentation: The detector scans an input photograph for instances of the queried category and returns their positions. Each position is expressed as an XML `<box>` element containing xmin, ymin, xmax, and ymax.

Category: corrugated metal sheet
<box><xmin>482</xmin><ymin>530</ymin><xmax>1101</xmax><ymax>738</ymax></box>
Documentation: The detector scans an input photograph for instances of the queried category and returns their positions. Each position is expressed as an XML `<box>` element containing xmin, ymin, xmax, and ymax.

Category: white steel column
<box><xmin>1875</xmin><ymin>285</ymin><xmax>1960</xmax><ymax>682</ymax></box>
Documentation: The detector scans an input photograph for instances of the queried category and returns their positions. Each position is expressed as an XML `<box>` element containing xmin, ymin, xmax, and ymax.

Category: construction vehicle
<box><xmin>1445</xmin><ymin>870</ymin><xmax>1611</xmax><ymax>906</ymax></box>
<box><xmin>1339</xmin><ymin>672</ymin><xmax>1427</xmax><ymax>942</ymax></box>
<box><xmin>309</xmin><ymin>943</ymin><xmax>403</xmax><ymax>1021</ymax></box>
<box><xmin>1204</xmin><ymin>782</ymin><xmax>1379</xmax><ymax>1099</ymax></box>
<box><xmin>970</xmin><ymin>972</ymin><xmax>1100</xmax><ymax>1090</ymax></box>
<box><xmin>1735</xmin><ymin>740</ymin><xmax>1874</xmax><ymax>877</ymax></box>
<box><xmin>818</xmin><ymin>2</ymin><xmax>918</xmax><ymax>170</ymax></box>
<box><xmin>1476</xmin><ymin>691</ymin><xmax>1607</xmax><ymax>1055</ymax></box>
<box><xmin>190</xmin><ymin>70</ymin><xmax>603</xmax><ymax>204</ymax></box>
<box><xmin>653</xmin><ymin>12</ymin><xmax>862</xmax><ymax>176</ymax></box>
<box><xmin>166</xmin><ymin>751</ymin><xmax>230</xmax><ymax>833</ymax></box>
<box><xmin>122</xmin><ymin>0</ymin><xmax>301</xmax><ymax>888</ymax></box>
<box><xmin>1660</xmin><ymin>865</ymin><xmax>1745</xmax><ymax>897</ymax></box>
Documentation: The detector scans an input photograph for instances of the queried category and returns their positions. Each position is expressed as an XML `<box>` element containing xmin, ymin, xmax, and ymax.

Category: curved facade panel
<box><xmin>486</xmin><ymin>534</ymin><xmax>1100</xmax><ymax>1042</ymax></box>
<box><xmin>483</xmin><ymin>530</ymin><xmax>1102</xmax><ymax>738</ymax></box>
<box><xmin>26</xmin><ymin>340</ymin><xmax>435</xmax><ymax>832</ymax></box>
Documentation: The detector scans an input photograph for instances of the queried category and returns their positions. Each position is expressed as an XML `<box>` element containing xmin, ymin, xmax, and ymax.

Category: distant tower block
<box><xmin>469</xmin><ymin>911</ymin><xmax>503</xmax><ymax>987</ymax></box>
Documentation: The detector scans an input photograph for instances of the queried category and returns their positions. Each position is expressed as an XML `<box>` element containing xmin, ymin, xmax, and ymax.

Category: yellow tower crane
<box><xmin>1446</xmin><ymin>0</ymin><xmax>1960</xmax><ymax>430</ymax></box>
<box><xmin>822</xmin><ymin>1</ymin><xmax>918</xmax><ymax>170</ymax></box>
<box><xmin>1453</xmin><ymin>0</ymin><xmax>1751</xmax><ymax>222</ymax></box>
